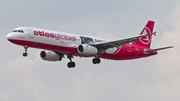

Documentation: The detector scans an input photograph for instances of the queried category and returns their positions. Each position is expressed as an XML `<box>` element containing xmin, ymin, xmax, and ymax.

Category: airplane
<box><xmin>7</xmin><ymin>20</ymin><xmax>173</xmax><ymax>68</ymax></box>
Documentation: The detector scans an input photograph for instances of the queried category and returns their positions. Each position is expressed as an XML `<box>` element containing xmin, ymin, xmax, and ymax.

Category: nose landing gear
<box><xmin>23</xmin><ymin>46</ymin><xmax>28</xmax><ymax>57</ymax></box>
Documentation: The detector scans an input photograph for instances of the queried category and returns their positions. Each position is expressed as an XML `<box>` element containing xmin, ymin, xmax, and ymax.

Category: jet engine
<box><xmin>77</xmin><ymin>44</ymin><xmax>98</xmax><ymax>56</ymax></box>
<box><xmin>40</xmin><ymin>51</ymin><xmax>62</xmax><ymax>61</ymax></box>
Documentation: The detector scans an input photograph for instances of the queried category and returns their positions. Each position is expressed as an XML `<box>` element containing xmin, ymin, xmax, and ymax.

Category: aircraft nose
<box><xmin>7</xmin><ymin>33</ymin><xmax>11</xmax><ymax>40</ymax></box>
<box><xmin>7</xmin><ymin>33</ymin><xmax>15</xmax><ymax>41</ymax></box>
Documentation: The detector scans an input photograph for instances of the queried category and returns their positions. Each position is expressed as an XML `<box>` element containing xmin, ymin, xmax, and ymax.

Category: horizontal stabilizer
<box><xmin>144</xmin><ymin>46</ymin><xmax>174</xmax><ymax>54</ymax></box>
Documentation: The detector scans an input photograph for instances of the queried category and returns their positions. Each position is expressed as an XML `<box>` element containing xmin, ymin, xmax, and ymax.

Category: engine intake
<box><xmin>40</xmin><ymin>51</ymin><xmax>62</xmax><ymax>61</ymax></box>
<box><xmin>77</xmin><ymin>44</ymin><xmax>98</xmax><ymax>56</ymax></box>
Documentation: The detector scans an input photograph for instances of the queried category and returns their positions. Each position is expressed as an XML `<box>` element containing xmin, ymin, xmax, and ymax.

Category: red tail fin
<box><xmin>135</xmin><ymin>20</ymin><xmax>155</xmax><ymax>48</ymax></box>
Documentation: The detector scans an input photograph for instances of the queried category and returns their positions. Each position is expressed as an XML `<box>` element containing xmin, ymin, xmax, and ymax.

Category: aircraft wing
<box><xmin>91</xmin><ymin>34</ymin><xmax>152</xmax><ymax>51</ymax></box>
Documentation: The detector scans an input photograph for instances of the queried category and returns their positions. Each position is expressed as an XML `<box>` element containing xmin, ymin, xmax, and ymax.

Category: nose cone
<box><xmin>7</xmin><ymin>33</ymin><xmax>15</xmax><ymax>42</ymax></box>
<box><xmin>7</xmin><ymin>33</ymin><xmax>11</xmax><ymax>40</ymax></box>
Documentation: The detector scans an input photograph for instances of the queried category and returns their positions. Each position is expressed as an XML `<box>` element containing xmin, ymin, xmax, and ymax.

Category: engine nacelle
<box><xmin>40</xmin><ymin>51</ymin><xmax>62</xmax><ymax>61</ymax></box>
<box><xmin>77</xmin><ymin>44</ymin><xmax>98</xmax><ymax>56</ymax></box>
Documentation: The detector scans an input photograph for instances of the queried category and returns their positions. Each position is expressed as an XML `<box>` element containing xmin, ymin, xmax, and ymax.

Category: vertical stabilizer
<box><xmin>135</xmin><ymin>20</ymin><xmax>155</xmax><ymax>48</ymax></box>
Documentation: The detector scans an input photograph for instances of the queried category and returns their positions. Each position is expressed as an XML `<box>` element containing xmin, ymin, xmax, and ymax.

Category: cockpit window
<box><xmin>13</xmin><ymin>30</ymin><xmax>17</xmax><ymax>32</ymax></box>
<box><xmin>13</xmin><ymin>30</ymin><xmax>24</xmax><ymax>33</ymax></box>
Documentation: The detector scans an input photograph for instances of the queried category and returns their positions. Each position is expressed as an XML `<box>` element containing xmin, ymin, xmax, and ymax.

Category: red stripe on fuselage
<box><xmin>8</xmin><ymin>39</ymin><xmax>157</xmax><ymax>60</ymax></box>
<box><xmin>8</xmin><ymin>39</ymin><xmax>79</xmax><ymax>55</ymax></box>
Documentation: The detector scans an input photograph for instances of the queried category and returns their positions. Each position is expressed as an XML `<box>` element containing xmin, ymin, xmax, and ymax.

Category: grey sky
<box><xmin>0</xmin><ymin>0</ymin><xmax>179</xmax><ymax>101</ymax></box>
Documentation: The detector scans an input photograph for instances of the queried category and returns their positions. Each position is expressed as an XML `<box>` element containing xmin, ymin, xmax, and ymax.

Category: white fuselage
<box><xmin>7</xmin><ymin>27</ymin><xmax>119</xmax><ymax>56</ymax></box>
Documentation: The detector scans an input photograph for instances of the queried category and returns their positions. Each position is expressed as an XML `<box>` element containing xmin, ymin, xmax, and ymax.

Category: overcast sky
<box><xmin>0</xmin><ymin>0</ymin><xmax>180</xmax><ymax>101</ymax></box>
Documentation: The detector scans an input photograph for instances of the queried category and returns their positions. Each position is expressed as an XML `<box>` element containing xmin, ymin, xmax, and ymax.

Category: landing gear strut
<box><xmin>23</xmin><ymin>46</ymin><xmax>28</xmax><ymax>57</ymax></box>
<box><xmin>67</xmin><ymin>55</ymin><xmax>76</xmax><ymax>68</ymax></box>
<box><xmin>92</xmin><ymin>57</ymin><xmax>101</xmax><ymax>64</ymax></box>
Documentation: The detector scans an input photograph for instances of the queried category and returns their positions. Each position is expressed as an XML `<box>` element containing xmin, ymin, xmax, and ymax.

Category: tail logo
<box><xmin>139</xmin><ymin>27</ymin><xmax>152</xmax><ymax>44</ymax></box>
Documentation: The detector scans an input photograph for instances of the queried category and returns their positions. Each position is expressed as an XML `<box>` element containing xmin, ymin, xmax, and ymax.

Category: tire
<box><xmin>23</xmin><ymin>53</ymin><xmax>28</xmax><ymax>57</ymax></box>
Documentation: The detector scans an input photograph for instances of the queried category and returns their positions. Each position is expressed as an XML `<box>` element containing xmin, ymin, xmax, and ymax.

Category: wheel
<box><xmin>96</xmin><ymin>58</ymin><xmax>101</xmax><ymax>64</ymax></box>
<box><xmin>67</xmin><ymin>62</ymin><xmax>76</xmax><ymax>68</ymax></box>
<box><xmin>71</xmin><ymin>62</ymin><xmax>76</xmax><ymax>67</ymax></box>
<box><xmin>23</xmin><ymin>53</ymin><xmax>28</xmax><ymax>57</ymax></box>
<box><xmin>67</xmin><ymin>62</ymin><xmax>72</xmax><ymax>68</ymax></box>
<box><xmin>92</xmin><ymin>58</ymin><xmax>97</xmax><ymax>64</ymax></box>
<box><xmin>92</xmin><ymin>58</ymin><xmax>101</xmax><ymax>64</ymax></box>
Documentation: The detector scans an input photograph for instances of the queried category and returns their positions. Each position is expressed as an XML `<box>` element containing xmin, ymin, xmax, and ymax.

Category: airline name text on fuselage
<box><xmin>34</xmin><ymin>31</ymin><xmax>77</xmax><ymax>41</ymax></box>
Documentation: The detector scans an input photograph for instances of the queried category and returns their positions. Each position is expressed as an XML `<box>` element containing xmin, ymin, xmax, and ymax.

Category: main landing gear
<box><xmin>23</xmin><ymin>46</ymin><xmax>28</xmax><ymax>57</ymax></box>
<box><xmin>67</xmin><ymin>55</ymin><xmax>76</xmax><ymax>68</ymax></box>
<box><xmin>66</xmin><ymin>57</ymin><xmax>101</xmax><ymax>68</ymax></box>
<box><xmin>92</xmin><ymin>57</ymin><xmax>101</xmax><ymax>64</ymax></box>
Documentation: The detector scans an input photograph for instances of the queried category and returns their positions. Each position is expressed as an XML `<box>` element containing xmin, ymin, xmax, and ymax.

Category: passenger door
<box><xmin>28</xmin><ymin>28</ymin><xmax>34</xmax><ymax>38</ymax></box>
